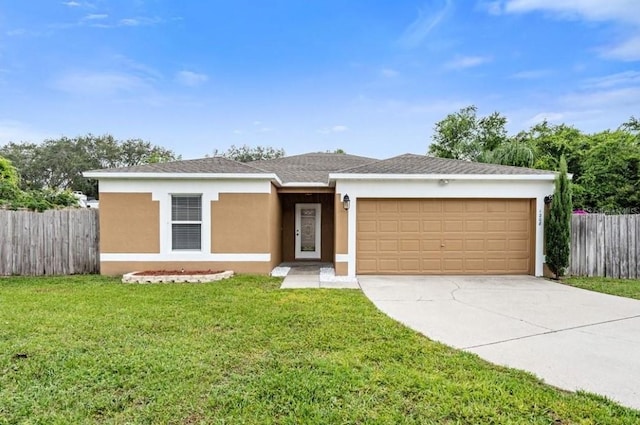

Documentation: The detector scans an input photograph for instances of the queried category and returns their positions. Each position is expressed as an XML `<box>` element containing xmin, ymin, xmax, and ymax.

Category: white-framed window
<box><xmin>171</xmin><ymin>194</ymin><xmax>202</xmax><ymax>250</ymax></box>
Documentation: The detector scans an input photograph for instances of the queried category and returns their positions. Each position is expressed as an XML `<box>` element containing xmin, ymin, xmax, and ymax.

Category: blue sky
<box><xmin>1</xmin><ymin>1</ymin><xmax>639</xmax><ymax>159</ymax></box>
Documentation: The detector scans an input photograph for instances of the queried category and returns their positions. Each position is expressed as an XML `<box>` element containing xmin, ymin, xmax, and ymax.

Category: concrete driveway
<box><xmin>359</xmin><ymin>275</ymin><xmax>640</xmax><ymax>410</ymax></box>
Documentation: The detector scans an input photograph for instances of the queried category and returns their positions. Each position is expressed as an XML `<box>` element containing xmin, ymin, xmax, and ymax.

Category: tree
<box><xmin>545</xmin><ymin>156</ymin><xmax>572</xmax><ymax>279</ymax></box>
<box><xmin>0</xmin><ymin>156</ymin><xmax>21</xmax><ymax>201</ymax></box>
<box><xmin>577</xmin><ymin>130</ymin><xmax>640</xmax><ymax>212</ymax></box>
<box><xmin>480</xmin><ymin>136</ymin><xmax>535</xmax><ymax>167</ymax></box>
<box><xmin>428</xmin><ymin>105</ymin><xmax>508</xmax><ymax>161</ymax></box>
<box><xmin>0</xmin><ymin>134</ymin><xmax>179</xmax><ymax>198</ymax></box>
<box><xmin>212</xmin><ymin>144</ymin><xmax>285</xmax><ymax>162</ymax></box>
<box><xmin>1</xmin><ymin>155</ymin><xmax>77</xmax><ymax>211</ymax></box>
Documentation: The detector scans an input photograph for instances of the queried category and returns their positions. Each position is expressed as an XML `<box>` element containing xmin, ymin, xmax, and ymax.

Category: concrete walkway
<box><xmin>279</xmin><ymin>265</ymin><xmax>359</xmax><ymax>289</ymax></box>
<box><xmin>359</xmin><ymin>275</ymin><xmax>640</xmax><ymax>410</ymax></box>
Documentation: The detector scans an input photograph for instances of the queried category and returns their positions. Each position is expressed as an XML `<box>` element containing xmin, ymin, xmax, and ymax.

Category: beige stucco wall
<box><xmin>211</xmin><ymin>193</ymin><xmax>271</xmax><ymax>253</ymax></box>
<box><xmin>99</xmin><ymin>192</ymin><xmax>160</xmax><ymax>253</ymax></box>
<box><xmin>269</xmin><ymin>184</ymin><xmax>282</xmax><ymax>270</ymax></box>
<box><xmin>101</xmin><ymin>261</ymin><xmax>272</xmax><ymax>276</ymax></box>
<box><xmin>334</xmin><ymin>193</ymin><xmax>348</xmax><ymax>255</ymax></box>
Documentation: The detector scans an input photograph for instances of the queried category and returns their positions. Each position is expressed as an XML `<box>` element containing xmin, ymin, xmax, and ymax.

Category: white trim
<box><xmin>281</xmin><ymin>182</ymin><xmax>330</xmax><ymax>187</ymax></box>
<box><xmin>330</xmin><ymin>173</ymin><xmax>556</xmax><ymax>181</ymax></box>
<box><xmin>83</xmin><ymin>171</ymin><xmax>280</xmax><ymax>182</ymax></box>
<box><xmin>295</xmin><ymin>203</ymin><xmax>322</xmax><ymax>260</ymax></box>
<box><xmin>335</xmin><ymin>254</ymin><xmax>349</xmax><ymax>263</ymax></box>
<box><xmin>101</xmin><ymin>253</ymin><xmax>271</xmax><ymax>262</ymax></box>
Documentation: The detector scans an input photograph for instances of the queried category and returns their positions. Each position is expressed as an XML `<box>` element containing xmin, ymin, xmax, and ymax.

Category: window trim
<box><xmin>171</xmin><ymin>194</ymin><xmax>203</xmax><ymax>251</ymax></box>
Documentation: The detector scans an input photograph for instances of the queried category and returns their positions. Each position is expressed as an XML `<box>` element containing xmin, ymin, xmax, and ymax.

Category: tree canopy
<box><xmin>0</xmin><ymin>134</ymin><xmax>179</xmax><ymax>199</ymax></box>
<box><xmin>429</xmin><ymin>106</ymin><xmax>640</xmax><ymax>212</ymax></box>
<box><xmin>211</xmin><ymin>145</ymin><xmax>285</xmax><ymax>162</ymax></box>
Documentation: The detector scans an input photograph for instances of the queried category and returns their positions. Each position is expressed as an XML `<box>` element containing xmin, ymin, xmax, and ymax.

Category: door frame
<box><xmin>295</xmin><ymin>203</ymin><xmax>322</xmax><ymax>259</ymax></box>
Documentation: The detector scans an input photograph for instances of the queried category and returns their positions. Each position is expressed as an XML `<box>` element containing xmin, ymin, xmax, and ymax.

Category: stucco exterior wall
<box><xmin>269</xmin><ymin>184</ymin><xmax>282</xmax><ymax>270</ymax></box>
<box><xmin>101</xmin><ymin>261</ymin><xmax>272</xmax><ymax>276</ymax></box>
<box><xmin>211</xmin><ymin>193</ymin><xmax>271</xmax><ymax>253</ymax></box>
<box><xmin>97</xmin><ymin>178</ymin><xmax>275</xmax><ymax>275</ymax></box>
<box><xmin>99</xmin><ymin>192</ymin><xmax>160</xmax><ymax>253</ymax></box>
<box><xmin>334</xmin><ymin>193</ymin><xmax>349</xmax><ymax>275</ymax></box>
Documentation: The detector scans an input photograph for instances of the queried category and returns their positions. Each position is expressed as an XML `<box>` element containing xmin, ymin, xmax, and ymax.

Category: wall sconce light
<box><xmin>544</xmin><ymin>195</ymin><xmax>553</xmax><ymax>205</ymax></box>
<box><xmin>439</xmin><ymin>179</ymin><xmax>449</xmax><ymax>185</ymax></box>
<box><xmin>342</xmin><ymin>194</ymin><xmax>350</xmax><ymax>211</ymax></box>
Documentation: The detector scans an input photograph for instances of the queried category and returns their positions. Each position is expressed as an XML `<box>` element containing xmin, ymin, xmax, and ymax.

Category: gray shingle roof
<box><xmin>86</xmin><ymin>156</ymin><xmax>268</xmax><ymax>174</ymax></box>
<box><xmin>86</xmin><ymin>152</ymin><xmax>554</xmax><ymax>183</ymax></box>
<box><xmin>249</xmin><ymin>152</ymin><xmax>377</xmax><ymax>183</ymax></box>
<box><xmin>336</xmin><ymin>153</ymin><xmax>555</xmax><ymax>175</ymax></box>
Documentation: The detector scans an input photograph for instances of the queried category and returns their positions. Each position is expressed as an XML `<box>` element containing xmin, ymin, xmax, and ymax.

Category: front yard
<box><xmin>564</xmin><ymin>276</ymin><xmax>640</xmax><ymax>300</ymax></box>
<box><xmin>1</xmin><ymin>275</ymin><xmax>638</xmax><ymax>424</ymax></box>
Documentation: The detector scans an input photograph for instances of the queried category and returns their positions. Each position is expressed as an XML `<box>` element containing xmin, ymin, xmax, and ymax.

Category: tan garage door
<box><xmin>357</xmin><ymin>199</ymin><xmax>534</xmax><ymax>275</ymax></box>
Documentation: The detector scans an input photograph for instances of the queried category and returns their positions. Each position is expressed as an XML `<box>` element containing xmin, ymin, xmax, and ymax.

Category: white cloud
<box><xmin>526</xmin><ymin>112</ymin><xmax>564</xmax><ymax>125</ymax></box>
<box><xmin>318</xmin><ymin>125</ymin><xmax>349</xmax><ymax>134</ymax></box>
<box><xmin>510</xmin><ymin>69</ymin><xmax>552</xmax><ymax>79</ymax></box>
<box><xmin>53</xmin><ymin>71</ymin><xmax>150</xmax><ymax>96</ymax></box>
<box><xmin>82</xmin><ymin>14</ymin><xmax>108</xmax><ymax>21</ymax></box>
<box><xmin>62</xmin><ymin>1</ymin><xmax>82</xmax><ymax>6</ymax></box>
<box><xmin>380</xmin><ymin>68</ymin><xmax>399</xmax><ymax>78</ymax></box>
<box><xmin>499</xmin><ymin>0</ymin><xmax>640</xmax><ymax>25</ymax></box>
<box><xmin>445</xmin><ymin>55</ymin><xmax>492</xmax><ymax>69</ymax></box>
<box><xmin>601</xmin><ymin>35</ymin><xmax>640</xmax><ymax>61</ymax></box>
<box><xmin>398</xmin><ymin>0</ymin><xmax>452</xmax><ymax>48</ymax></box>
<box><xmin>583</xmin><ymin>70</ymin><xmax>640</xmax><ymax>88</ymax></box>
<box><xmin>493</xmin><ymin>1</ymin><xmax>640</xmax><ymax>62</ymax></box>
<box><xmin>175</xmin><ymin>70</ymin><xmax>208</xmax><ymax>87</ymax></box>
<box><xmin>118</xmin><ymin>17</ymin><xmax>163</xmax><ymax>27</ymax></box>
<box><xmin>0</xmin><ymin>120</ymin><xmax>54</xmax><ymax>143</ymax></box>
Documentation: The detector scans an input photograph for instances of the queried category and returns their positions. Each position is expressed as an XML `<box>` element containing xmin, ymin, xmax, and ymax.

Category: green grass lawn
<box><xmin>1</xmin><ymin>276</ymin><xmax>639</xmax><ymax>424</ymax></box>
<box><xmin>564</xmin><ymin>277</ymin><xmax>640</xmax><ymax>300</ymax></box>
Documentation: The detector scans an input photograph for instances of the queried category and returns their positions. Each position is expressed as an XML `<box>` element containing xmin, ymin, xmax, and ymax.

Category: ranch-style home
<box><xmin>84</xmin><ymin>152</ymin><xmax>557</xmax><ymax>277</ymax></box>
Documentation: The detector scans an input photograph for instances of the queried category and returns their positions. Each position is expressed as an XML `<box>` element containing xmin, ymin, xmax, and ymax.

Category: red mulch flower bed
<box><xmin>133</xmin><ymin>270</ymin><xmax>224</xmax><ymax>276</ymax></box>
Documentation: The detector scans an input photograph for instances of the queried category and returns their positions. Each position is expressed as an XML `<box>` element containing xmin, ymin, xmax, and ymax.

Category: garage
<box><xmin>356</xmin><ymin>198</ymin><xmax>534</xmax><ymax>275</ymax></box>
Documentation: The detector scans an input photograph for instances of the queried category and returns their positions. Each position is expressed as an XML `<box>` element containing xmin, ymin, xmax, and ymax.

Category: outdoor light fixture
<box><xmin>342</xmin><ymin>194</ymin><xmax>351</xmax><ymax>210</ymax></box>
<box><xmin>544</xmin><ymin>195</ymin><xmax>553</xmax><ymax>204</ymax></box>
<box><xmin>439</xmin><ymin>179</ymin><xmax>449</xmax><ymax>185</ymax></box>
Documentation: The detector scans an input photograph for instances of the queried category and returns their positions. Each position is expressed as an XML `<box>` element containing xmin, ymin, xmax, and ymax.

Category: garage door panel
<box><xmin>420</xmin><ymin>200</ymin><xmax>442</xmax><ymax>213</ymax></box>
<box><xmin>509</xmin><ymin>239</ymin><xmax>529</xmax><ymax>252</ymax></box>
<box><xmin>465</xmin><ymin>239</ymin><xmax>486</xmax><ymax>251</ymax></box>
<box><xmin>444</xmin><ymin>201</ymin><xmax>465</xmax><ymax>213</ymax></box>
<box><xmin>443</xmin><ymin>259</ymin><xmax>464</xmax><ymax>271</ymax></box>
<box><xmin>357</xmin><ymin>199</ymin><xmax>532</xmax><ymax>275</ymax></box>
<box><xmin>400</xmin><ymin>220</ymin><xmax>420</xmax><ymax>232</ymax></box>
<box><xmin>422</xmin><ymin>220</ymin><xmax>442</xmax><ymax>231</ymax></box>
<box><xmin>443</xmin><ymin>239</ymin><xmax>463</xmax><ymax>250</ymax></box>
<box><xmin>378</xmin><ymin>201</ymin><xmax>399</xmax><ymax>213</ymax></box>
<box><xmin>465</xmin><ymin>220</ymin><xmax>485</xmax><ymax>232</ymax></box>
<box><xmin>379</xmin><ymin>258</ymin><xmax>399</xmax><ymax>272</ymax></box>
<box><xmin>378</xmin><ymin>220</ymin><xmax>398</xmax><ymax>232</ymax></box>
<box><xmin>379</xmin><ymin>240</ymin><xmax>399</xmax><ymax>252</ymax></box>
<box><xmin>400</xmin><ymin>239</ymin><xmax>420</xmax><ymax>252</ymax></box>
<box><xmin>358</xmin><ymin>220</ymin><xmax>377</xmax><ymax>232</ymax></box>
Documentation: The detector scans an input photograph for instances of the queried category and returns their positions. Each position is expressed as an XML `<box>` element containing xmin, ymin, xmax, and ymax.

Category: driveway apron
<box><xmin>359</xmin><ymin>275</ymin><xmax>640</xmax><ymax>410</ymax></box>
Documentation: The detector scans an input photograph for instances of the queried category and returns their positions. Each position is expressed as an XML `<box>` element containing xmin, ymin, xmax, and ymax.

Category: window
<box><xmin>171</xmin><ymin>195</ymin><xmax>202</xmax><ymax>250</ymax></box>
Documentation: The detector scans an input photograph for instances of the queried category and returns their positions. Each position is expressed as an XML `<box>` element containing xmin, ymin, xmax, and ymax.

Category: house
<box><xmin>83</xmin><ymin>152</ymin><xmax>557</xmax><ymax>277</ymax></box>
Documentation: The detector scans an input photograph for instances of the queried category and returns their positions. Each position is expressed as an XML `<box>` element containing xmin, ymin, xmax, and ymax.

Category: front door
<box><xmin>295</xmin><ymin>203</ymin><xmax>321</xmax><ymax>259</ymax></box>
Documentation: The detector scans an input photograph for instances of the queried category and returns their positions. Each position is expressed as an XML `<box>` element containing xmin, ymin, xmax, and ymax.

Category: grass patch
<box><xmin>1</xmin><ymin>275</ymin><xmax>639</xmax><ymax>424</ymax></box>
<box><xmin>564</xmin><ymin>276</ymin><xmax>640</xmax><ymax>300</ymax></box>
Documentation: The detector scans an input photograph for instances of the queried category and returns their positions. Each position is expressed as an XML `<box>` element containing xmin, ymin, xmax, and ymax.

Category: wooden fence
<box><xmin>0</xmin><ymin>209</ymin><xmax>99</xmax><ymax>275</ymax></box>
<box><xmin>570</xmin><ymin>214</ymin><xmax>640</xmax><ymax>278</ymax></box>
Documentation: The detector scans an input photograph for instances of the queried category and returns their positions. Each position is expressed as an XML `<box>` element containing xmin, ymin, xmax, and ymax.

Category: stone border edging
<box><xmin>122</xmin><ymin>270</ymin><xmax>234</xmax><ymax>284</ymax></box>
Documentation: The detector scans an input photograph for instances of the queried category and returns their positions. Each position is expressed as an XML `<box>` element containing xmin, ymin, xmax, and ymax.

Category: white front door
<box><xmin>295</xmin><ymin>203</ymin><xmax>321</xmax><ymax>259</ymax></box>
